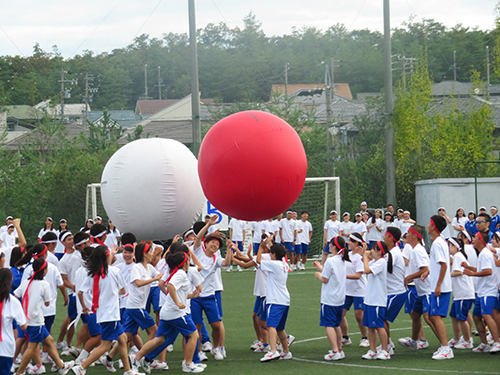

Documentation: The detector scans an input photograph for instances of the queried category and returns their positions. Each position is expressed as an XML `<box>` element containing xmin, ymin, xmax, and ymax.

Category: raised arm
<box><xmin>194</xmin><ymin>214</ymin><xmax>219</xmax><ymax>250</ymax></box>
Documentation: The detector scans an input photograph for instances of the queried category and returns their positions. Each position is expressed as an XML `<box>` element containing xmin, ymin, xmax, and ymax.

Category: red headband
<box><xmin>477</xmin><ymin>233</ymin><xmax>487</xmax><ymax>247</ymax></box>
<box><xmin>385</xmin><ymin>230</ymin><xmax>397</xmax><ymax>243</ymax></box>
<box><xmin>333</xmin><ymin>237</ymin><xmax>344</xmax><ymax>255</ymax></box>
<box><xmin>22</xmin><ymin>260</ymin><xmax>48</xmax><ymax>320</ymax></box>
<box><xmin>409</xmin><ymin>227</ymin><xmax>423</xmax><ymax>240</ymax></box>
<box><xmin>376</xmin><ymin>241</ymin><xmax>386</xmax><ymax>256</ymax></box>
<box><xmin>34</xmin><ymin>245</ymin><xmax>47</xmax><ymax>259</ymax></box>
<box><xmin>92</xmin><ymin>236</ymin><xmax>106</xmax><ymax>246</ymax></box>
<box><xmin>430</xmin><ymin>219</ymin><xmax>441</xmax><ymax>234</ymax></box>
<box><xmin>123</xmin><ymin>244</ymin><xmax>134</xmax><ymax>251</ymax></box>
<box><xmin>164</xmin><ymin>252</ymin><xmax>189</xmax><ymax>290</ymax></box>
<box><xmin>143</xmin><ymin>242</ymin><xmax>151</xmax><ymax>255</ymax></box>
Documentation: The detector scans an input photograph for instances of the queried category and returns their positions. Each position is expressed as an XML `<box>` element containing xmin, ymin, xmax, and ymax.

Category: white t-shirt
<box><xmin>251</xmin><ymin>222</ymin><xmax>263</xmax><ymax>244</ymax></box>
<box><xmin>127</xmin><ymin>263</ymin><xmax>159</xmax><ymax>309</ymax></box>
<box><xmin>464</xmin><ymin>244</ymin><xmax>478</xmax><ymax>292</ymax></box>
<box><xmin>80</xmin><ymin>265</ymin><xmax>126</xmax><ymax>323</ymax></box>
<box><xmin>0</xmin><ymin>232</ymin><xmax>16</xmax><ymax>249</ymax></box>
<box><xmin>320</xmin><ymin>254</ymin><xmax>346</xmax><ymax>306</ymax></box>
<box><xmin>366</xmin><ymin>218</ymin><xmax>384</xmax><ymax>242</ymax></box>
<box><xmin>228</xmin><ymin>219</ymin><xmax>246</xmax><ymax>241</ymax></box>
<box><xmin>116</xmin><ymin>262</ymin><xmax>134</xmax><ymax>309</ymax></box>
<box><xmin>345</xmin><ymin>252</ymin><xmax>366</xmax><ymax>297</ymax></box>
<box><xmin>59</xmin><ymin>251</ymin><xmax>85</xmax><ymax>295</ymax></box>
<box><xmin>55</xmin><ymin>230</ymin><xmax>65</xmax><ymax>254</ymax></box>
<box><xmin>0</xmin><ymin>296</ymin><xmax>26</xmax><ymax>357</ymax></box>
<box><xmin>451</xmin><ymin>217</ymin><xmax>468</xmax><ymax>237</ymax></box>
<box><xmin>105</xmin><ymin>230</ymin><xmax>121</xmax><ymax>248</ymax></box>
<box><xmin>280</xmin><ymin>218</ymin><xmax>297</xmax><ymax>242</ymax></box>
<box><xmin>22</xmin><ymin>263</ymin><xmax>63</xmax><ymax>316</ymax></box>
<box><xmin>324</xmin><ymin>220</ymin><xmax>342</xmax><ymax>242</ymax></box>
<box><xmin>410</xmin><ymin>243</ymin><xmax>432</xmax><ymax>296</ymax></box>
<box><xmin>340</xmin><ymin>221</ymin><xmax>353</xmax><ymax>242</ymax></box>
<box><xmin>387</xmin><ymin>247</ymin><xmax>406</xmax><ymax>295</ymax></box>
<box><xmin>451</xmin><ymin>252</ymin><xmax>475</xmax><ymax>300</ymax></box>
<box><xmin>14</xmin><ymin>279</ymin><xmax>51</xmax><ymax>326</ymax></box>
<box><xmin>0</xmin><ymin>226</ymin><xmax>18</xmax><ymax>237</ymax></box>
<box><xmin>364</xmin><ymin>258</ymin><xmax>387</xmax><ymax>307</ymax></box>
<box><xmin>273</xmin><ymin>220</ymin><xmax>281</xmax><ymax>242</ymax></box>
<box><xmin>402</xmin><ymin>243</ymin><xmax>414</xmax><ymax>286</ymax></box>
<box><xmin>351</xmin><ymin>221</ymin><xmax>366</xmax><ymax>236</ymax></box>
<box><xmin>441</xmin><ymin>222</ymin><xmax>451</xmax><ymax>239</ymax></box>
<box><xmin>297</xmin><ymin>220</ymin><xmax>313</xmax><ymax>245</ymax></box>
<box><xmin>47</xmin><ymin>252</ymin><xmax>59</xmax><ymax>267</ymax></box>
<box><xmin>75</xmin><ymin>267</ymin><xmax>93</xmax><ymax>314</ymax></box>
<box><xmin>381</xmin><ymin>221</ymin><xmax>397</xmax><ymax>233</ymax></box>
<box><xmin>476</xmin><ymin>248</ymin><xmax>498</xmax><ymax>298</ymax></box>
<box><xmin>160</xmin><ymin>269</ymin><xmax>191</xmax><ymax>320</ymax></box>
<box><xmin>38</xmin><ymin>228</ymin><xmax>56</xmax><ymax>240</ymax></box>
<box><xmin>261</xmin><ymin>259</ymin><xmax>290</xmax><ymax>305</ymax></box>
<box><xmin>1</xmin><ymin>246</ymin><xmax>13</xmax><ymax>269</ymax></box>
<box><xmin>185</xmin><ymin>266</ymin><xmax>203</xmax><ymax>313</ymax></box>
<box><xmin>193</xmin><ymin>245</ymin><xmax>225</xmax><ymax>297</ymax></box>
<box><xmin>262</xmin><ymin>221</ymin><xmax>275</xmax><ymax>236</ymax></box>
<box><xmin>253</xmin><ymin>253</ymin><xmax>271</xmax><ymax>297</ymax></box>
<box><xmin>429</xmin><ymin>236</ymin><xmax>452</xmax><ymax>293</ymax></box>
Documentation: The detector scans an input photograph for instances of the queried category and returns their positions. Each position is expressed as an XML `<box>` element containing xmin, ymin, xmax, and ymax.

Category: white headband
<box><xmin>349</xmin><ymin>234</ymin><xmax>363</xmax><ymax>243</ymax></box>
<box><xmin>42</xmin><ymin>239</ymin><xmax>58</xmax><ymax>244</ymax></box>
<box><xmin>461</xmin><ymin>230</ymin><xmax>471</xmax><ymax>242</ymax></box>
<box><xmin>448</xmin><ymin>238</ymin><xmax>461</xmax><ymax>250</ymax></box>
<box><xmin>60</xmin><ymin>231</ymin><xmax>72</xmax><ymax>242</ymax></box>
<box><xmin>93</xmin><ymin>230</ymin><xmax>106</xmax><ymax>238</ymax></box>
<box><xmin>75</xmin><ymin>237</ymin><xmax>89</xmax><ymax>246</ymax></box>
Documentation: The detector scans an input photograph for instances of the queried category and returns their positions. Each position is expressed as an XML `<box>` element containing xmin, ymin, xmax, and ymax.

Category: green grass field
<box><xmin>48</xmin><ymin>266</ymin><xmax>499</xmax><ymax>375</ymax></box>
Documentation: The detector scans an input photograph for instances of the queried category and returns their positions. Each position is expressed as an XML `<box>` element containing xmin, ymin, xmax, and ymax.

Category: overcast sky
<box><xmin>1</xmin><ymin>0</ymin><xmax>497</xmax><ymax>59</ymax></box>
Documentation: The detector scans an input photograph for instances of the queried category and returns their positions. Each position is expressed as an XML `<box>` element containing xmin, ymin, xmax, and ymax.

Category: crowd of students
<box><xmin>1</xmin><ymin>202</ymin><xmax>500</xmax><ymax>375</ymax></box>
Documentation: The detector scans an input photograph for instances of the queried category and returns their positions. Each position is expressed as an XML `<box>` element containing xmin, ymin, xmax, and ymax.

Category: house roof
<box><xmin>88</xmin><ymin>110</ymin><xmax>146</xmax><ymax>128</ymax></box>
<box><xmin>34</xmin><ymin>100</ymin><xmax>89</xmax><ymax>117</ymax></box>
<box><xmin>432</xmin><ymin>81</ymin><xmax>500</xmax><ymax>97</ymax></box>
<box><xmin>4</xmin><ymin>105</ymin><xmax>44</xmax><ymax>120</ymax></box>
<box><xmin>119</xmin><ymin>120</ymin><xmax>193</xmax><ymax>145</ymax></box>
<box><xmin>428</xmin><ymin>96</ymin><xmax>500</xmax><ymax>127</ymax></box>
<box><xmin>135</xmin><ymin>99</ymin><xmax>215</xmax><ymax>115</ymax></box>
<box><xmin>271</xmin><ymin>83</ymin><xmax>353</xmax><ymax>100</ymax></box>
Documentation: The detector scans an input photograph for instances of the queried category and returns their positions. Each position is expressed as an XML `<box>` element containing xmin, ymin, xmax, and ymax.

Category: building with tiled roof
<box><xmin>135</xmin><ymin>98</ymin><xmax>215</xmax><ymax>115</ymax></box>
<box><xmin>270</xmin><ymin>83</ymin><xmax>353</xmax><ymax>100</ymax></box>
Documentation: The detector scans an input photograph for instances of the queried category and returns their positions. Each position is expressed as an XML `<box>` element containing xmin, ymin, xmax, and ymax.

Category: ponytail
<box><xmin>375</xmin><ymin>241</ymin><xmax>392</xmax><ymax>274</ymax></box>
<box><xmin>331</xmin><ymin>236</ymin><xmax>349</xmax><ymax>262</ymax></box>
<box><xmin>387</xmin><ymin>251</ymin><xmax>393</xmax><ymax>274</ymax></box>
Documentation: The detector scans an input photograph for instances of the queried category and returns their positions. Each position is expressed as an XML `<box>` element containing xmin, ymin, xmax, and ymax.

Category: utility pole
<box><xmin>384</xmin><ymin>0</ymin><xmax>396</xmax><ymax>206</ymax></box>
<box><xmin>325</xmin><ymin>64</ymin><xmax>334</xmax><ymax>177</ymax></box>
<box><xmin>58</xmin><ymin>70</ymin><xmax>77</xmax><ymax>121</ymax></box>
<box><xmin>155</xmin><ymin>66</ymin><xmax>165</xmax><ymax>100</ymax></box>
<box><xmin>188</xmin><ymin>0</ymin><xmax>201</xmax><ymax>157</ymax></box>
<box><xmin>82</xmin><ymin>73</ymin><xmax>96</xmax><ymax>124</ymax></box>
<box><xmin>453</xmin><ymin>51</ymin><xmax>457</xmax><ymax>81</ymax></box>
<box><xmin>284</xmin><ymin>63</ymin><xmax>289</xmax><ymax>98</ymax></box>
<box><xmin>486</xmin><ymin>46</ymin><xmax>490</xmax><ymax>98</ymax></box>
<box><xmin>144</xmin><ymin>64</ymin><xmax>148</xmax><ymax>99</ymax></box>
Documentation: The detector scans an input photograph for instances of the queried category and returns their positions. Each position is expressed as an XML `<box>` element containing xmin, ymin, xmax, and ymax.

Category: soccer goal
<box><xmin>87</xmin><ymin>176</ymin><xmax>340</xmax><ymax>255</ymax></box>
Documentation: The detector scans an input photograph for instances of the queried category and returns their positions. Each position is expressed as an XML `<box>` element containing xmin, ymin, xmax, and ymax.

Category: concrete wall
<box><xmin>415</xmin><ymin>177</ymin><xmax>500</xmax><ymax>231</ymax></box>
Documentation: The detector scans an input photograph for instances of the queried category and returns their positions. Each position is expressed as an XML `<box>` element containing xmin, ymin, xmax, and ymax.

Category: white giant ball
<box><xmin>101</xmin><ymin>138</ymin><xmax>204</xmax><ymax>240</ymax></box>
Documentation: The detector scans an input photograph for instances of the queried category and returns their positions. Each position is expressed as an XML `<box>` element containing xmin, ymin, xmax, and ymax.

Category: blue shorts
<box><xmin>0</xmin><ymin>356</ymin><xmax>13</xmax><ymax>375</ymax></box>
<box><xmin>120</xmin><ymin>308</ymin><xmax>126</xmax><ymax>323</ymax></box>
<box><xmin>101</xmin><ymin>321</ymin><xmax>124</xmax><ymax>341</ymax></box>
<box><xmin>301</xmin><ymin>244</ymin><xmax>309</xmax><ymax>254</ymax></box>
<box><xmin>429</xmin><ymin>292</ymin><xmax>451</xmax><ymax>317</ymax></box>
<box><xmin>26</xmin><ymin>325</ymin><xmax>50</xmax><ymax>343</ymax></box>
<box><xmin>146</xmin><ymin>286</ymin><xmax>161</xmax><ymax>313</ymax></box>
<box><xmin>157</xmin><ymin>315</ymin><xmax>197</xmax><ymax>340</ymax></box>
<box><xmin>254</xmin><ymin>296</ymin><xmax>264</xmax><ymax>314</ymax></box>
<box><xmin>17</xmin><ymin>325</ymin><xmax>26</xmax><ymax>339</ymax></box>
<box><xmin>55</xmin><ymin>253</ymin><xmax>64</xmax><ymax>260</ymax></box>
<box><xmin>343</xmin><ymin>296</ymin><xmax>364</xmax><ymax>311</ymax></box>
<box><xmin>215</xmin><ymin>291</ymin><xmax>223</xmax><ymax>317</ymax></box>
<box><xmin>68</xmin><ymin>295</ymin><xmax>77</xmax><ymax>319</ymax></box>
<box><xmin>320</xmin><ymin>304</ymin><xmax>343</xmax><ymax>328</ymax></box>
<box><xmin>413</xmin><ymin>294</ymin><xmax>430</xmax><ymax>315</ymax></box>
<box><xmin>324</xmin><ymin>244</ymin><xmax>331</xmax><ymax>253</ymax></box>
<box><xmin>258</xmin><ymin>297</ymin><xmax>267</xmax><ymax>321</ymax></box>
<box><xmin>362</xmin><ymin>305</ymin><xmax>386</xmax><ymax>328</ymax></box>
<box><xmin>405</xmin><ymin>286</ymin><xmax>418</xmax><ymax>314</ymax></box>
<box><xmin>253</xmin><ymin>243</ymin><xmax>260</xmax><ymax>254</ymax></box>
<box><xmin>266</xmin><ymin>304</ymin><xmax>289</xmax><ymax>331</ymax></box>
<box><xmin>234</xmin><ymin>241</ymin><xmax>244</xmax><ymax>252</ymax></box>
<box><xmin>44</xmin><ymin>315</ymin><xmax>55</xmax><ymax>333</ymax></box>
<box><xmin>474</xmin><ymin>296</ymin><xmax>498</xmax><ymax>316</ymax></box>
<box><xmin>81</xmin><ymin>314</ymin><xmax>102</xmax><ymax>337</ymax></box>
<box><xmin>123</xmin><ymin>309</ymin><xmax>156</xmax><ymax>335</ymax></box>
<box><xmin>450</xmin><ymin>299</ymin><xmax>474</xmax><ymax>321</ymax></box>
<box><xmin>367</xmin><ymin>241</ymin><xmax>376</xmax><ymax>250</ymax></box>
<box><xmin>294</xmin><ymin>244</ymin><xmax>303</xmax><ymax>254</ymax></box>
<box><xmin>284</xmin><ymin>242</ymin><xmax>294</xmax><ymax>253</ymax></box>
<box><xmin>385</xmin><ymin>292</ymin><xmax>408</xmax><ymax>322</ymax></box>
<box><xmin>191</xmin><ymin>295</ymin><xmax>221</xmax><ymax>324</ymax></box>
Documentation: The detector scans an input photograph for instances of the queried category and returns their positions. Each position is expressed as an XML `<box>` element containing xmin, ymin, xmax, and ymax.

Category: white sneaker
<box><xmin>51</xmin><ymin>362</ymin><xmax>59</xmax><ymax>373</ymax></box>
<box><xmin>359</xmin><ymin>338</ymin><xmax>370</xmax><ymax>347</ymax></box>
<box><xmin>58</xmin><ymin>361</ymin><xmax>75</xmax><ymax>375</ymax></box>
<box><xmin>473</xmin><ymin>343</ymin><xmax>491</xmax><ymax>353</ymax></box>
<box><xmin>69</xmin><ymin>348</ymin><xmax>80</xmax><ymax>359</ymax></box>
<box><xmin>198</xmin><ymin>352</ymin><xmax>208</xmax><ymax>362</ymax></box>
<box><xmin>417</xmin><ymin>340</ymin><xmax>429</xmax><ymax>349</ymax></box>
<box><xmin>361</xmin><ymin>350</ymin><xmax>377</xmax><ymax>360</ymax></box>
<box><xmin>254</xmin><ymin>343</ymin><xmax>270</xmax><ymax>353</ymax></box>
<box><xmin>338</xmin><ymin>350</ymin><xmax>345</xmax><ymax>359</ymax></box>
<box><xmin>287</xmin><ymin>335</ymin><xmax>295</xmax><ymax>346</ymax></box>
<box><xmin>61</xmin><ymin>347</ymin><xmax>71</xmax><ymax>357</ymax></box>
<box><xmin>139</xmin><ymin>358</ymin><xmax>151</xmax><ymax>374</ymax></box>
<box><xmin>211</xmin><ymin>347</ymin><xmax>223</xmax><ymax>360</ymax></box>
<box><xmin>41</xmin><ymin>353</ymin><xmax>52</xmax><ymax>364</ymax></box>
<box><xmin>11</xmin><ymin>363</ymin><xmax>19</xmax><ymax>374</ymax></box>
<box><xmin>487</xmin><ymin>333</ymin><xmax>494</xmax><ymax>345</ymax></box>
<box><xmin>99</xmin><ymin>355</ymin><xmax>116</xmax><ymax>373</ymax></box>
<box><xmin>398</xmin><ymin>337</ymin><xmax>418</xmax><ymax>350</ymax></box>
<box><xmin>166</xmin><ymin>344</ymin><xmax>173</xmax><ymax>352</ymax></box>
<box><xmin>250</xmin><ymin>340</ymin><xmax>262</xmax><ymax>350</ymax></box>
<box><xmin>376</xmin><ymin>344</ymin><xmax>394</xmax><ymax>355</ymax></box>
<box><xmin>70</xmin><ymin>366</ymin><xmax>86</xmax><ymax>375</ymax></box>
<box><xmin>220</xmin><ymin>347</ymin><xmax>226</xmax><ymax>358</ymax></box>
<box><xmin>129</xmin><ymin>354</ymin><xmax>140</xmax><ymax>370</ymax></box>
<box><xmin>124</xmin><ymin>370</ymin><xmax>146</xmax><ymax>375</ymax></box>
<box><xmin>448</xmin><ymin>338</ymin><xmax>458</xmax><ymax>348</ymax></box>
<box><xmin>56</xmin><ymin>341</ymin><xmax>67</xmax><ymax>350</ymax></box>
<box><xmin>150</xmin><ymin>360</ymin><xmax>169</xmax><ymax>371</ymax></box>
<box><xmin>376</xmin><ymin>350</ymin><xmax>391</xmax><ymax>360</ymax></box>
<box><xmin>202</xmin><ymin>342</ymin><xmax>213</xmax><ymax>352</ymax></box>
<box><xmin>260</xmin><ymin>351</ymin><xmax>279</xmax><ymax>362</ymax></box>
<box><xmin>226</xmin><ymin>267</ymin><xmax>233</xmax><ymax>273</ymax></box>
<box><xmin>182</xmin><ymin>362</ymin><xmax>203</xmax><ymax>373</ymax></box>
<box><xmin>237</xmin><ymin>265</ymin><xmax>243</xmax><ymax>272</ymax></box>
<box><xmin>489</xmin><ymin>342</ymin><xmax>500</xmax><ymax>353</ymax></box>
<box><xmin>279</xmin><ymin>351</ymin><xmax>292</xmax><ymax>360</ymax></box>
<box><xmin>118</xmin><ymin>360</ymin><xmax>123</xmax><ymax>369</ymax></box>
<box><xmin>454</xmin><ymin>338</ymin><xmax>473</xmax><ymax>349</ymax></box>
<box><xmin>290</xmin><ymin>264</ymin><xmax>296</xmax><ymax>271</ymax></box>
<box><xmin>324</xmin><ymin>351</ymin><xmax>343</xmax><ymax>361</ymax></box>
<box><xmin>28</xmin><ymin>365</ymin><xmax>46</xmax><ymax>374</ymax></box>
<box><xmin>432</xmin><ymin>347</ymin><xmax>454</xmax><ymax>360</ymax></box>
<box><xmin>341</xmin><ymin>337</ymin><xmax>352</xmax><ymax>346</ymax></box>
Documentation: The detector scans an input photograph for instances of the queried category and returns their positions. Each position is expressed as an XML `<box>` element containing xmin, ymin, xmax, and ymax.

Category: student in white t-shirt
<box><xmin>313</xmin><ymin>236</ymin><xmax>348</xmax><ymax>361</ymax></box>
<box><xmin>451</xmin><ymin>208</ymin><xmax>468</xmax><ymax>237</ymax></box>
<box><xmin>366</xmin><ymin>209</ymin><xmax>384</xmax><ymax>249</ymax></box>
<box><xmin>437</xmin><ymin>207</ymin><xmax>452</xmax><ymax>239</ymax></box>
<box><xmin>351</xmin><ymin>213</ymin><xmax>366</xmax><ymax>238</ymax></box>
<box><xmin>361</xmin><ymin>241</ymin><xmax>391</xmax><ymax>360</ymax></box>
<box><xmin>104</xmin><ymin>220</ymin><xmax>121</xmax><ymax>248</ymax></box>
<box><xmin>256</xmin><ymin>237</ymin><xmax>292</xmax><ymax>362</ymax></box>
<box><xmin>0</xmin><ymin>225</ymin><xmax>17</xmax><ymax>251</ymax></box>
<box><xmin>280</xmin><ymin>211</ymin><xmax>297</xmax><ymax>270</ymax></box>
<box><xmin>322</xmin><ymin>211</ymin><xmax>343</xmax><ymax>266</ymax></box>
<box><xmin>55</xmin><ymin>219</ymin><xmax>69</xmax><ymax>260</ymax></box>
<box><xmin>74</xmin><ymin>246</ymin><xmax>134</xmax><ymax>375</ymax></box>
<box><xmin>462</xmin><ymin>231</ymin><xmax>500</xmax><ymax>353</ymax></box>
<box><xmin>228</xmin><ymin>218</ymin><xmax>246</xmax><ymax>272</ymax></box>
<box><xmin>296</xmin><ymin>211</ymin><xmax>313</xmax><ymax>270</ymax></box>
<box><xmin>251</xmin><ymin>221</ymin><xmax>264</xmax><ymax>255</ymax></box>
<box><xmin>447</xmin><ymin>237</ymin><xmax>475</xmax><ymax>349</ymax></box>
<box><xmin>37</xmin><ymin>217</ymin><xmax>56</xmax><ymax>241</ymax></box>
<box><xmin>14</xmin><ymin>258</ymin><xmax>74</xmax><ymax>375</ymax></box>
<box><xmin>340</xmin><ymin>213</ymin><xmax>353</xmax><ymax>244</ymax></box>
<box><xmin>340</xmin><ymin>232</ymin><xmax>367</xmax><ymax>347</ymax></box>
<box><xmin>458</xmin><ymin>230</ymin><xmax>478</xmax><ymax>293</ymax></box>
<box><xmin>0</xmin><ymin>268</ymin><xmax>27</xmax><ymax>374</ymax></box>
<box><xmin>273</xmin><ymin>214</ymin><xmax>283</xmax><ymax>243</ymax></box>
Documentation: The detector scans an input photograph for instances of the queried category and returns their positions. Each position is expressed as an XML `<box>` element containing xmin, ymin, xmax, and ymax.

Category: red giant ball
<box><xmin>198</xmin><ymin>110</ymin><xmax>307</xmax><ymax>221</ymax></box>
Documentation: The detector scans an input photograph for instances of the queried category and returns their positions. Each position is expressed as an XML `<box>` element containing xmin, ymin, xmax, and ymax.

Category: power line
<box><xmin>316</xmin><ymin>0</ymin><xmax>343</xmax><ymax>31</ymax></box>
<box><xmin>210</xmin><ymin>0</ymin><xmax>229</xmax><ymax>26</ymax></box>
<box><xmin>130</xmin><ymin>0</ymin><xmax>163</xmax><ymax>41</ymax></box>
<box><xmin>0</xmin><ymin>24</ymin><xmax>26</xmax><ymax>57</ymax></box>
